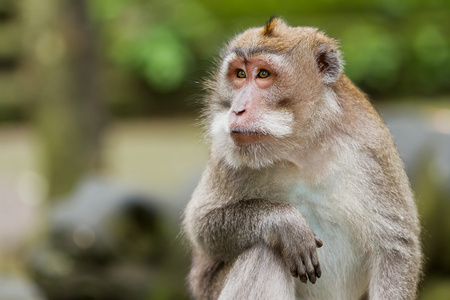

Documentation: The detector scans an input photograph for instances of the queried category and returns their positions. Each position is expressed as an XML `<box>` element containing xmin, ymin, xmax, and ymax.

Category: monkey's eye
<box><xmin>257</xmin><ymin>69</ymin><xmax>270</xmax><ymax>78</ymax></box>
<box><xmin>236</xmin><ymin>69</ymin><xmax>246</xmax><ymax>78</ymax></box>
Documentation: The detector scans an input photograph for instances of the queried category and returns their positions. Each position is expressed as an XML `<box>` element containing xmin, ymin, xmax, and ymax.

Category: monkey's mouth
<box><xmin>230</xmin><ymin>128</ymin><xmax>267</xmax><ymax>144</ymax></box>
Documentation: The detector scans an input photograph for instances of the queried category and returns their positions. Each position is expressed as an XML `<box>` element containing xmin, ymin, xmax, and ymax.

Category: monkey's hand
<box><xmin>271</xmin><ymin>212</ymin><xmax>323</xmax><ymax>284</ymax></box>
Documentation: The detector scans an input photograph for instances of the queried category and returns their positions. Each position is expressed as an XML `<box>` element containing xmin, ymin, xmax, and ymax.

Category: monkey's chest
<box><xmin>290</xmin><ymin>183</ymin><xmax>337</xmax><ymax>226</ymax></box>
<box><xmin>290</xmin><ymin>184</ymin><xmax>369</xmax><ymax>298</ymax></box>
<box><xmin>290</xmin><ymin>182</ymin><xmax>360</xmax><ymax>248</ymax></box>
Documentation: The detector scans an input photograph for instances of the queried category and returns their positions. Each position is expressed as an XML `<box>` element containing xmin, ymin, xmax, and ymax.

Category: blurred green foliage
<box><xmin>420</xmin><ymin>279</ymin><xmax>450</xmax><ymax>300</ymax></box>
<box><xmin>87</xmin><ymin>0</ymin><xmax>450</xmax><ymax>99</ymax></box>
<box><xmin>0</xmin><ymin>0</ymin><xmax>449</xmax><ymax>119</ymax></box>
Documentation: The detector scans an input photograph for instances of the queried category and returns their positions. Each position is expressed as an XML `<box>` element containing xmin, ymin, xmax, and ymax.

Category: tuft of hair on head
<box><xmin>262</xmin><ymin>16</ymin><xmax>280</xmax><ymax>37</ymax></box>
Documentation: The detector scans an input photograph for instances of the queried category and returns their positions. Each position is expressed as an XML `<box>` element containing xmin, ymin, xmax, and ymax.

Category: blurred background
<box><xmin>0</xmin><ymin>0</ymin><xmax>449</xmax><ymax>299</ymax></box>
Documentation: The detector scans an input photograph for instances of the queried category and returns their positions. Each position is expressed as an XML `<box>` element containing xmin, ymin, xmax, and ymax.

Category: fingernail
<box><xmin>300</xmin><ymin>275</ymin><xmax>307</xmax><ymax>283</ymax></box>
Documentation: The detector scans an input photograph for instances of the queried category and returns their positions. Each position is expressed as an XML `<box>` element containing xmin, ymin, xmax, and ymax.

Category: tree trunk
<box><xmin>22</xmin><ymin>0</ymin><xmax>106</xmax><ymax>199</ymax></box>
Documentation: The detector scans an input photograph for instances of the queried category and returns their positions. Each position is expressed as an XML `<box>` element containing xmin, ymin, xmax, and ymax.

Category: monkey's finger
<box><xmin>286</xmin><ymin>258</ymin><xmax>298</xmax><ymax>278</ymax></box>
<box><xmin>316</xmin><ymin>264</ymin><xmax>322</xmax><ymax>279</ymax></box>
<box><xmin>311</xmin><ymin>251</ymin><xmax>321</xmax><ymax>278</ymax></box>
<box><xmin>314</xmin><ymin>234</ymin><xmax>323</xmax><ymax>248</ymax></box>
<box><xmin>303</xmin><ymin>256</ymin><xmax>317</xmax><ymax>284</ymax></box>
<box><xmin>289</xmin><ymin>266</ymin><xmax>298</xmax><ymax>278</ymax></box>
<box><xmin>299</xmin><ymin>274</ymin><xmax>308</xmax><ymax>284</ymax></box>
<box><xmin>296</xmin><ymin>259</ymin><xmax>307</xmax><ymax>284</ymax></box>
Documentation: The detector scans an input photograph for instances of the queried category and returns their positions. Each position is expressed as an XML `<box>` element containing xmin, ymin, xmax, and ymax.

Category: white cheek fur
<box><xmin>210</xmin><ymin>111</ymin><xmax>230</xmax><ymax>136</ymax></box>
<box><xmin>257</xmin><ymin>110</ymin><xmax>294</xmax><ymax>137</ymax></box>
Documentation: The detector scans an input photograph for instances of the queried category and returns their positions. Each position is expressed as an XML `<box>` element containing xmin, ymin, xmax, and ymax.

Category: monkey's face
<box><xmin>206</xmin><ymin>19</ymin><xmax>343</xmax><ymax>169</ymax></box>
<box><xmin>208</xmin><ymin>52</ymin><xmax>299</xmax><ymax>169</ymax></box>
<box><xmin>224</xmin><ymin>53</ymin><xmax>295</xmax><ymax>145</ymax></box>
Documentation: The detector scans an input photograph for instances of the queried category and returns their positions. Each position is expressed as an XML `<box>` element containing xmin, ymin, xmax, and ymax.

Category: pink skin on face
<box><xmin>227</xmin><ymin>57</ymin><xmax>277</xmax><ymax>145</ymax></box>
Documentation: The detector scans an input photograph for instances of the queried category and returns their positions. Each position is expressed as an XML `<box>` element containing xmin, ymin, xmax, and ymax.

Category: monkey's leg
<box><xmin>188</xmin><ymin>250</ymin><xmax>231</xmax><ymax>300</ymax></box>
<box><xmin>218</xmin><ymin>243</ymin><xmax>296</xmax><ymax>300</ymax></box>
<box><xmin>368</xmin><ymin>249</ymin><xmax>420</xmax><ymax>300</ymax></box>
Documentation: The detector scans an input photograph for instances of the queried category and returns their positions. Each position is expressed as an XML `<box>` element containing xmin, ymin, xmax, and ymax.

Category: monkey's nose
<box><xmin>233</xmin><ymin>108</ymin><xmax>245</xmax><ymax>116</ymax></box>
<box><xmin>229</xmin><ymin>108</ymin><xmax>245</xmax><ymax>124</ymax></box>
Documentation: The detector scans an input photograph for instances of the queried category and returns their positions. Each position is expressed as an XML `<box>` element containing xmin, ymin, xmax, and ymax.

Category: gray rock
<box><xmin>0</xmin><ymin>275</ymin><xmax>45</xmax><ymax>300</ymax></box>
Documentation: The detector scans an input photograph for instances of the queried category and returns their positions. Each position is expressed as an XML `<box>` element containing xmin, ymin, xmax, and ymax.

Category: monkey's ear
<box><xmin>316</xmin><ymin>44</ymin><xmax>342</xmax><ymax>84</ymax></box>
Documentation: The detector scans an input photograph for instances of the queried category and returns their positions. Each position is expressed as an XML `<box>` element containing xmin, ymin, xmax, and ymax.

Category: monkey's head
<box><xmin>206</xmin><ymin>17</ymin><xmax>344</xmax><ymax>169</ymax></box>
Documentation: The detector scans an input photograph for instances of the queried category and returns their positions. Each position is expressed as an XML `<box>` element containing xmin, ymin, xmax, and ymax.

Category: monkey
<box><xmin>183</xmin><ymin>17</ymin><xmax>422</xmax><ymax>300</ymax></box>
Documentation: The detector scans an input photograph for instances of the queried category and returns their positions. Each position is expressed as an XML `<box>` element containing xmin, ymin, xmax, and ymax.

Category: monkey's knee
<box><xmin>218</xmin><ymin>244</ymin><xmax>296</xmax><ymax>300</ymax></box>
<box><xmin>188</xmin><ymin>254</ymin><xmax>230</xmax><ymax>300</ymax></box>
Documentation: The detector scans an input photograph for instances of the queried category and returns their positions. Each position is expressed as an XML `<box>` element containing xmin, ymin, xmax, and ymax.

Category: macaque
<box><xmin>183</xmin><ymin>17</ymin><xmax>422</xmax><ymax>300</ymax></box>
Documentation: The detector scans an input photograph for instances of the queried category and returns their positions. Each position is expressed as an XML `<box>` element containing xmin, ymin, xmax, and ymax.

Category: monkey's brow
<box><xmin>230</xmin><ymin>46</ymin><xmax>280</xmax><ymax>60</ymax></box>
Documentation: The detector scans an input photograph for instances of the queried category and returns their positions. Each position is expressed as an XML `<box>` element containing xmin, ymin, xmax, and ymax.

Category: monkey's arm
<box><xmin>195</xmin><ymin>199</ymin><xmax>323</xmax><ymax>284</ymax></box>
